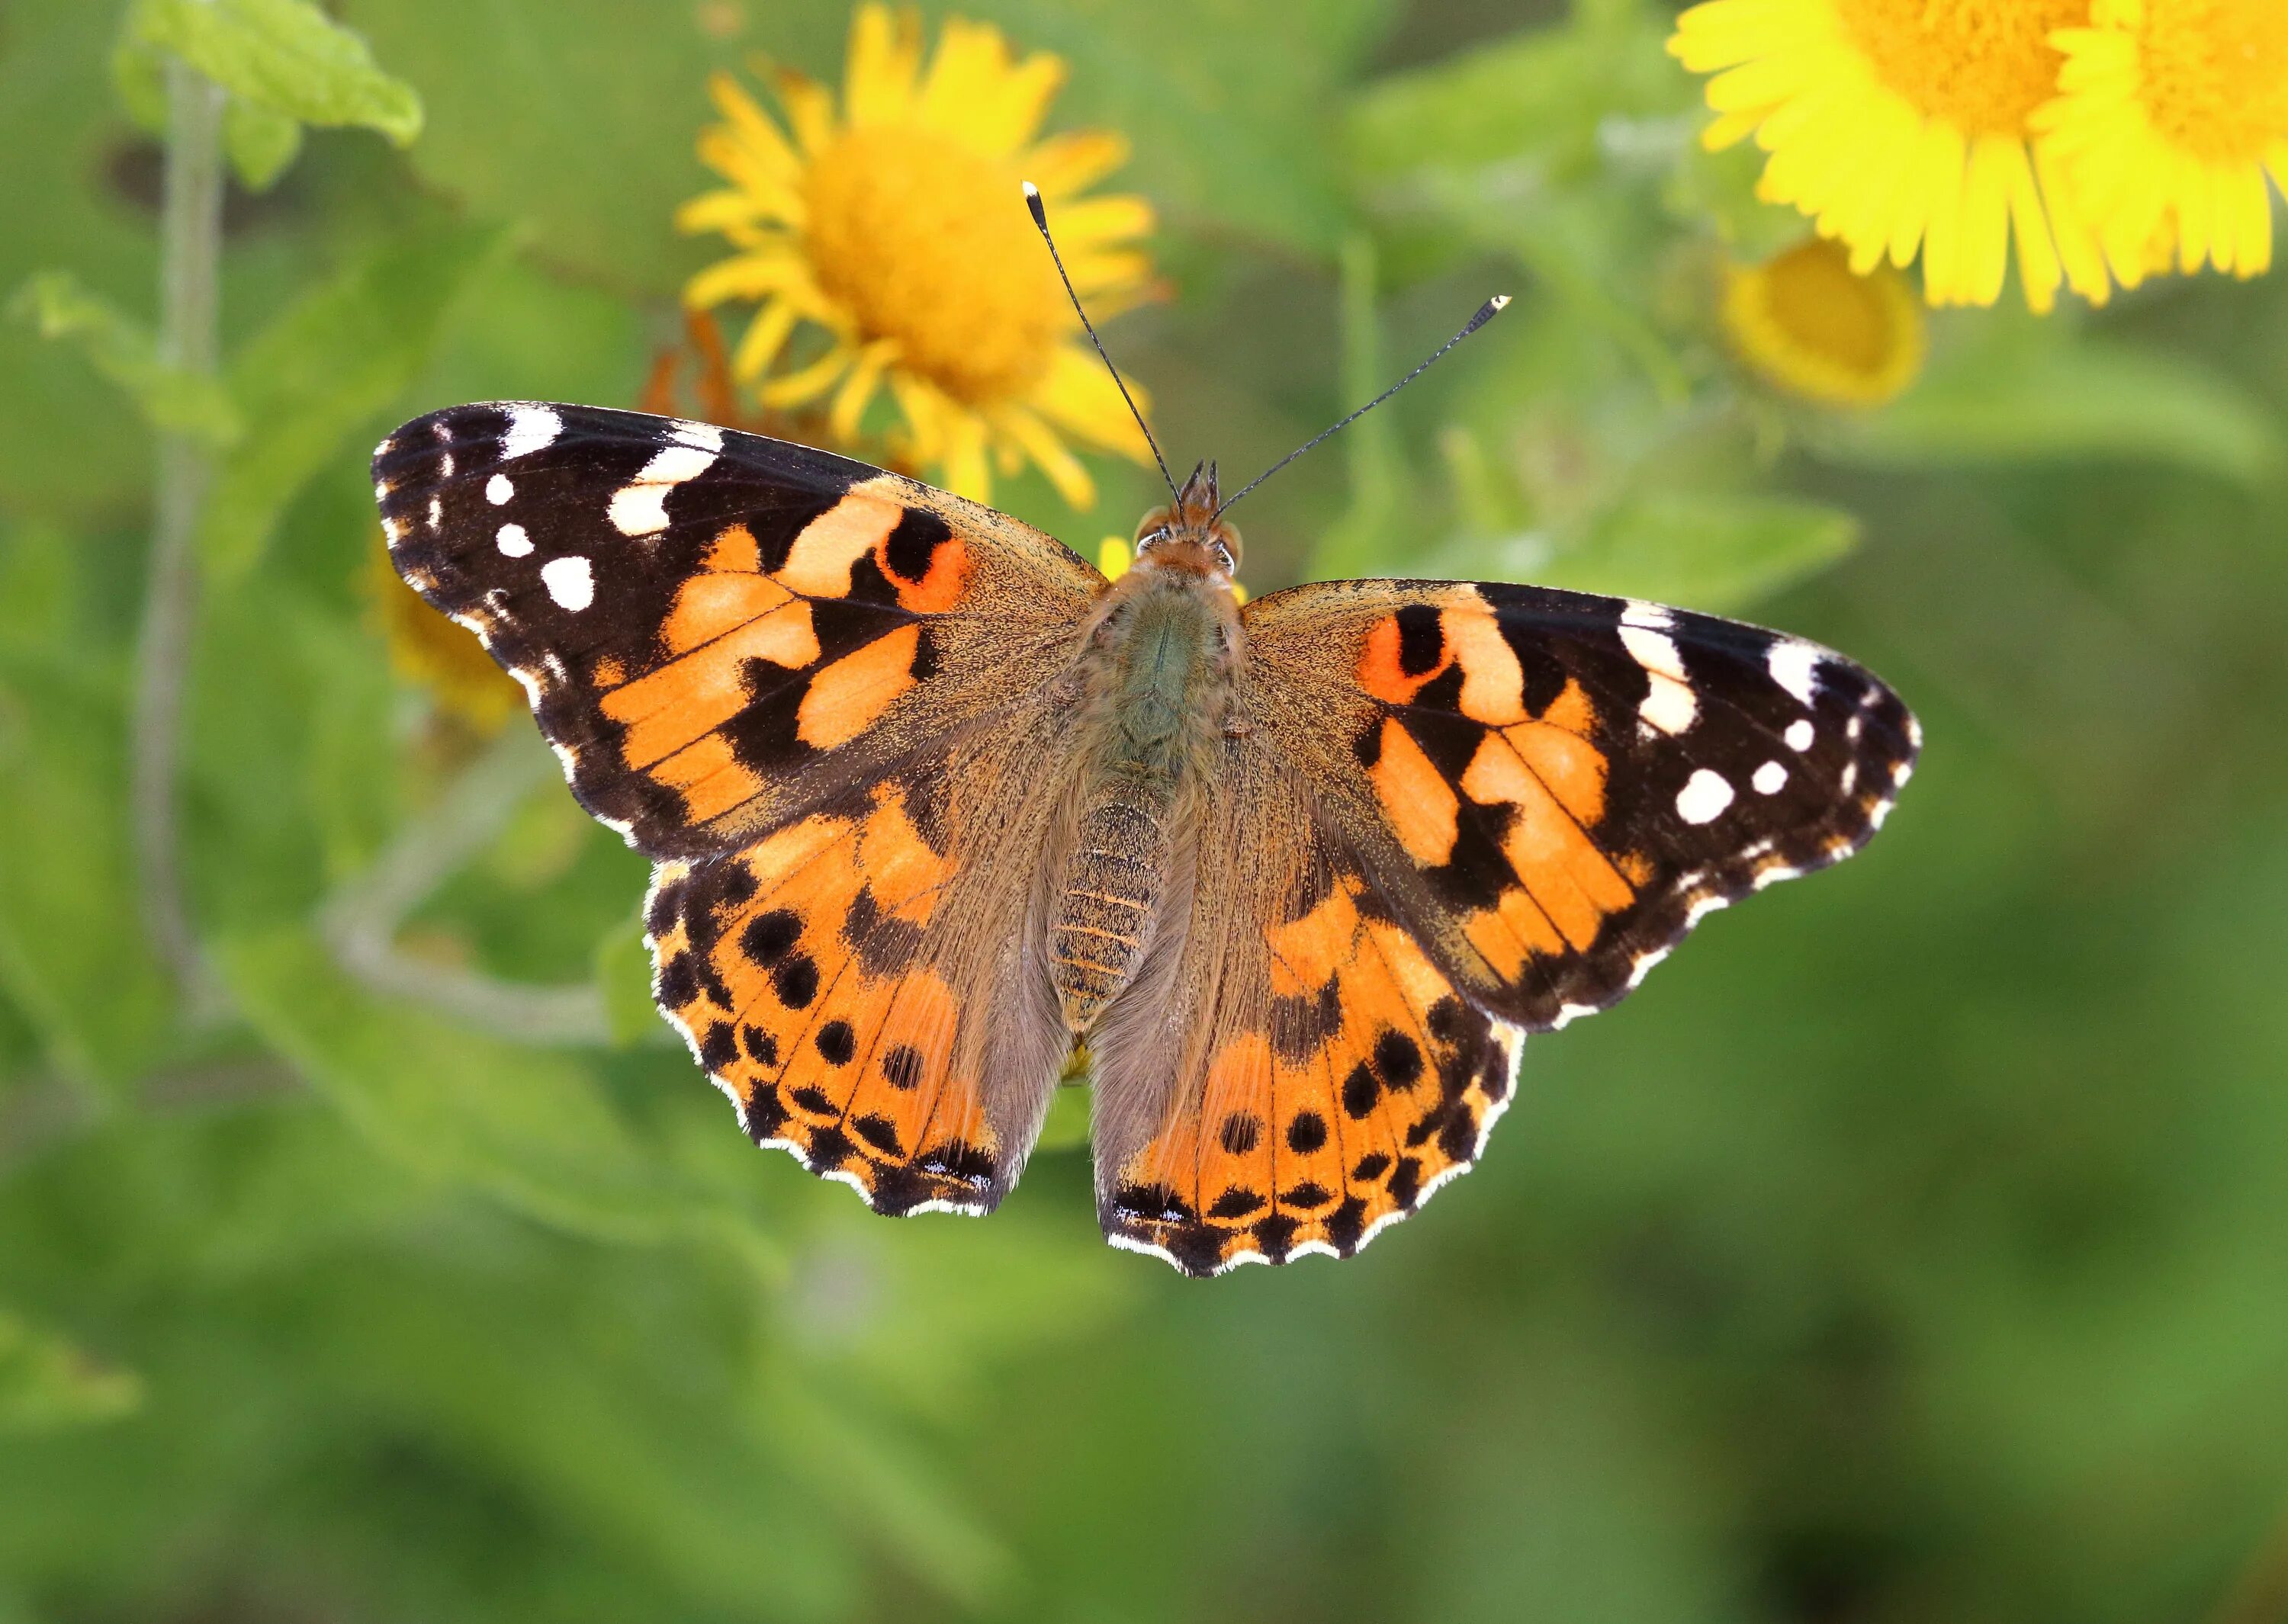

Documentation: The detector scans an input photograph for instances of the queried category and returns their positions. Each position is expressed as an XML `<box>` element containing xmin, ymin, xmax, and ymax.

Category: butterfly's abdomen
<box><xmin>1051</xmin><ymin>794</ymin><xmax>1172</xmax><ymax>1030</ymax></box>
<box><xmin>1049</xmin><ymin>569</ymin><xmax>1237</xmax><ymax>1032</ymax></box>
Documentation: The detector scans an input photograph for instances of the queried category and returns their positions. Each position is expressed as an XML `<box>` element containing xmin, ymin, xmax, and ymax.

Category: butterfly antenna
<box><xmin>1213</xmin><ymin>294</ymin><xmax>1510</xmax><ymax>522</ymax></box>
<box><xmin>1023</xmin><ymin>181</ymin><xmax>1180</xmax><ymax>502</ymax></box>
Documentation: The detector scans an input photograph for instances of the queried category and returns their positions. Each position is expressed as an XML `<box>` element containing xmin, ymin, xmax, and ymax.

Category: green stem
<box><xmin>1308</xmin><ymin>233</ymin><xmax>1401</xmax><ymax>579</ymax></box>
<box><xmin>134</xmin><ymin>58</ymin><xmax>227</xmax><ymax>1019</ymax></box>
<box><xmin>319</xmin><ymin>731</ymin><xmax>612</xmax><ymax>1047</ymax></box>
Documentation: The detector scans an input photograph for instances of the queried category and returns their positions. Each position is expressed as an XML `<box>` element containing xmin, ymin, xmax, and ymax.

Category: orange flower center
<box><xmin>802</xmin><ymin>124</ymin><xmax>1064</xmax><ymax>405</ymax></box>
<box><xmin>2132</xmin><ymin>0</ymin><xmax>2288</xmax><ymax>165</ymax></box>
<box><xmin>1837</xmin><ymin>0</ymin><xmax>2088</xmax><ymax>135</ymax></box>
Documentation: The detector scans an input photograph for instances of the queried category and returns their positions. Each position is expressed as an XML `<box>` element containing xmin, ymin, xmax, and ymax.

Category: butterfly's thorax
<box><xmin>1049</xmin><ymin>557</ymin><xmax>1241</xmax><ymax>1032</ymax></box>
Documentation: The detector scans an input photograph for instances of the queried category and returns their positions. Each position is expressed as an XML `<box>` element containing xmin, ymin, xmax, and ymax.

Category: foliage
<box><xmin>3</xmin><ymin>2</ymin><xmax>2287</xmax><ymax>1622</ymax></box>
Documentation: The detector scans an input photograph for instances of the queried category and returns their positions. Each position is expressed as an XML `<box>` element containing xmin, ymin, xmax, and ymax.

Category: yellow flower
<box><xmin>1671</xmin><ymin>0</ymin><xmax>2111</xmax><ymax>313</ymax></box>
<box><xmin>366</xmin><ymin>537</ymin><xmax>521</xmax><ymax>732</ymax></box>
<box><xmin>2036</xmin><ymin>0</ymin><xmax>2288</xmax><ymax>290</ymax></box>
<box><xmin>1722</xmin><ymin>236</ymin><xmax>1927</xmax><ymax>407</ymax></box>
<box><xmin>678</xmin><ymin>5</ymin><xmax>1160</xmax><ymax>508</ymax></box>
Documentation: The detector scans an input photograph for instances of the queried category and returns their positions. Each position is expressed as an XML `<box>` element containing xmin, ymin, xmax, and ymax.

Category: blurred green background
<box><xmin>5</xmin><ymin>1</ymin><xmax>2288</xmax><ymax>1620</ymax></box>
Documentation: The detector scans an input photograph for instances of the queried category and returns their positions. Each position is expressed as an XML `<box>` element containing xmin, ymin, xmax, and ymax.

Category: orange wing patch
<box><xmin>1103</xmin><ymin>871</ymin><xmax>1522</xmax><ymax>1276</ymax></box>
<box><xmin>646</xmin><ymin>778</ymin><xmax>1013</xmax><ymax>1214</ymax></box>
<box><xmin>1354</xmin><ymin>598</ymin><xmax>1640</xmax><ymax>978</ymax></box>
<box><xmin>796</xmin><ymin>622</ymin><xmax>922</xmax><ymax>748</ymax></box>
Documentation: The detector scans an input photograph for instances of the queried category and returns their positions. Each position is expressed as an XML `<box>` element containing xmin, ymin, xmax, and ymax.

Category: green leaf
<box><xmin>0</xmin><ymin>1308</ymin><xmax>143</xmax><ymax>1434</ymax></box>
<box><xmin>108</xmin><ymin>31</ymin><xmax>170</xmax><ymax>136</ymax></box>
<box><xmin>223</xmin><ymin>96</ymin><xmax>304</xmax><ymax>191</ymax></box>
<box><xmin>593</xmin><ymin>911</ymin><xmax>659</xmax><ymax>1051</ymax></box>
<box><xmin>1036</xmin><ymin>1082</ymin><xmax>1091</xmax><ymax>1153</ymax></box>
<box><xmin>132</xmin><ymin>0</ymin><xmax>423</xmax><ymax>146</ymax></box>
<box><xmin>1349</xmin><ymin>11</ymin><xmax>1684</xmax><ymax>181</ymax></box>
<box><xmin>219</xmin><ymin>925</ymin><xmax>734</xmax><ymax>1244</ymax></box>
<box><xmin>202</xmin><ymin>222</ymin><xmax>507</xmax><ymax>577</ymax></box>
<box><xmin>8</xmin><ymin>271</ymin><xmax>242</xmax><ymax>446</ymax></box>
<box><xmin>0</xmin><ymin>564</ymin><xmax>178</xmax><ymax>1090</ymax></box>
<box><xmin>1457</xmin><ymin>489</ymin><xmax>1860</xmax><ymax>613</ymax></box>
<box><xmin>0</xmin><ymin>2</ymin><xmax>173</xmax><ymax>522</ymax></box>
<box><xmin>1821</xmin><ymin>321</ymin><xmax>2284</xmax><ymax>488</ymax></box>
<box><xmin>979</xmin><ymin>0</ymin><xmax>1391</xmax><ymax>254</ymax></box>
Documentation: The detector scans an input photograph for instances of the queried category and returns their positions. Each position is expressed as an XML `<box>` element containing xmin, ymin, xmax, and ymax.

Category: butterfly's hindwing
<box><xmin>374</xmin><ymin>403</ymin><xmax>1099</xmax><ymax>859</ymax></box>
<box><xmin>1087</xmin><ymin>742</ymin><xmax>1523</xmax><ymax>1276</ymax></box>
<box><xmin>644</xmin><ymin>698</ymin><xmax>1082</xmax><ymax>1215</ymax></box>
<box><xmin>1241</xmin><ymin>580</ymin><xmax>1919</xmax><ymax>1031</ymax></box>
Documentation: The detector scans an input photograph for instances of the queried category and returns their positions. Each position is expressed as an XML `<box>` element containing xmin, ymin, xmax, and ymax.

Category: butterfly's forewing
<box><xmin>374</xmin><ymin>403</ymin><xmax>1101</xmax><ymax>860</ymax></box>
<box><xmin>375</xmin><ymin>403</ymin><xmax>1099</xmax><ymax>1210</ymax></box>
<box><xmin>1240</xmin><ymin>580</ymin><xmax>1919</xmax><ymax>1030</ymax></box>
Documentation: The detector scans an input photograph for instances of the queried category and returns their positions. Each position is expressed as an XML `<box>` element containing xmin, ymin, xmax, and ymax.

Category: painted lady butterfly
<box><xmin>375</xmin><ymin>396</ymin><xmax>1916</xmax><ymax>1276</ymax></box>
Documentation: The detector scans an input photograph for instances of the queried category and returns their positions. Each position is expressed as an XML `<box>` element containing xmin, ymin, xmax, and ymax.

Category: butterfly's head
<box><xmin>1133</xmin><ymin>460</ymin><xmax>1241</xmax><ymax>580</ymax></box>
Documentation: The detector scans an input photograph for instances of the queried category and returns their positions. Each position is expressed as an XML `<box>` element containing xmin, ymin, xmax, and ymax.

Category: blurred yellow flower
<box><xmin>367</xmin><ymin>538</ymin><xmax>521</xmax><ymax>732</ymax></box>
<box><xmin>1671</xmin><ymin>0</ymin><xmax>2110</xmax><ymax>313</ymax></box>
<box><xmin>2036</xmin><ymin>0</ymin><xmax>2288</xmax><ymax>290</ymax></box>
<box><xmin>678</xmin><ymin>4</ymin><xmax>1160</xmax><ymax>508</ymax></box>
<box><xmin>1723</xmin><ymin>236</ymin><xmax>1927</xmax><ymax>408</ymax></box>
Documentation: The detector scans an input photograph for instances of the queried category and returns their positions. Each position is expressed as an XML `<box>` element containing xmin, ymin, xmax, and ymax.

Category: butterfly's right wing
<box><xmin>376</xmin><ymin>402</ymin><xmax>1104</xmax><ymax>861</ymax></box>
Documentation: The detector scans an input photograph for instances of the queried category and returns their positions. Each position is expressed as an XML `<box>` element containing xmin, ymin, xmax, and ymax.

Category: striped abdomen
<box><xmin>1050</xmin><ymin>791</ymin><xmax>1172</xmax><ymax>1032</ymax></box>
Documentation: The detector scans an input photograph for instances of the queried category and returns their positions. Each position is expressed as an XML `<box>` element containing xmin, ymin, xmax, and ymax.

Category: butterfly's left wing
<box><xmin>1089</xmin><ymin>578</ymin><xmax>1916</xmax><ymax>1276</ymax></box>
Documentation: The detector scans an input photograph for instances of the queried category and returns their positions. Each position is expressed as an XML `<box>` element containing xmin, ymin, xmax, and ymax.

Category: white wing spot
<box><xmin>608</xmin><ymin>434</ymin><xmax>721</xmax><ymax>537</ymax></box>
<box><xmin>496</xmin><ymin>523</ymin><xmax>532</xmax><ymax>557</ymax></box>
<box><xmin>1676</xmin><ymin>769</ymin><xmax>1734</xmax><ymax>824</ymax></box>
<box><xmin>541</xmin><ymin>554</ymin><xmax>594</xmax><ymax>610</ymax></box>
<box><xmin>487</xmin><ymin>473</ymin><xmax>514</xmax><ymax>505</ymax></box>
<box><xmin>1621</xmin><ymin>600</ymin><xmax>1673</xmax><ymax>631</ymax></box>
<box><xmin>426</xmin><ymin>495</ymin><xmax>442</xmax><ymax>530</ymax></box>
<box><xmin>1785</xmin><ymin>718</ymin><xmax>1815</xmax><ymax>752</ymax></box>
<box><xmin>1621</xmin><ymin>624</ymin><xmax>1698</xmax><ymax>735</ymax></box>
<box><xmin>1768</xmin><ymin>640</ymin><xmax>1822</xmax><ymax>707</ymax></box>
<box><xmin>500</xmin><ymin>404</ymin><xmax>562</xmax><ymax>461</ymax></box>
<box><xmin>1752</xmin><ymin>760</ymin><xmax>1788</xmax><ymax>795</ymax></box>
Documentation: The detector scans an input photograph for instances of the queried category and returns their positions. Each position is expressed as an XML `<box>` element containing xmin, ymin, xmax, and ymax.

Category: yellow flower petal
<box><xmin>844</xmin><ymin>3</ymin><xmax>921</xmax><ymax>127</ymax></box>
<box><xmin>1673</xmin><ymin>0</ymin><xmax>2099</xmax><ymax>311</ymax></box>
<box><xmin>992</xmin><ymin>403</ymin><xmax>1097</xmax><ymax>509</ymax></box>
<box><xmin>680</xmin><ymin>9</ymin><xmax>1161</xmax><ymax>502</ymax></box>
<box><xmin>773</xmin><ymin>65</ymin><xmax>840</xmax><ymax>157</ymax></box>
<box><xmin>1026</xmin><ymin>130</ymin><xmax>1133</xmax><ymax>198</ymax></box>
<box><xmin>684</xmin><ymin>249</ymin><xmax>811</xmax><ymax>311</ymax></box>
<box><xmin>731</xmin><ymin>298</ymin><xmax>802</xmax><ymax>381</ymax></box>
<box><xmin>831</xmin><ymin>341</ymin><xmax>898</xmax><ymax>443</ymax></box>
<box><xmin>1032</xmin><ymin>344</ymin><xmax>1152</xmax><ymax>457</ymax></box>
<box><xmin>758</xmin><ymin>342</ymin><xmax>854</xmax><ymax>408</ymax></box>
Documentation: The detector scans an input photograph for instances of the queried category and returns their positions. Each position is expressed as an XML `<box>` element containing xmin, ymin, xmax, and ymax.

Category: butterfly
<box><xmin>374</xmin><ymin>397</ymin><xmax>1917</xmax><ymax>1276</ymax></box>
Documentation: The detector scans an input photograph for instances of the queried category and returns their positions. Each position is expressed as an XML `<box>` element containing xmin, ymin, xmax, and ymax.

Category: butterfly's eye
<box><xmin>1133</xmin><ymin>505</ymin><xmax>1176</xmax><ymax>547</ymax></box>
<box><xmin>1209</xmin><ymin>520</ymin><xmax>1241</xmax><ymax>575</ymax></box>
